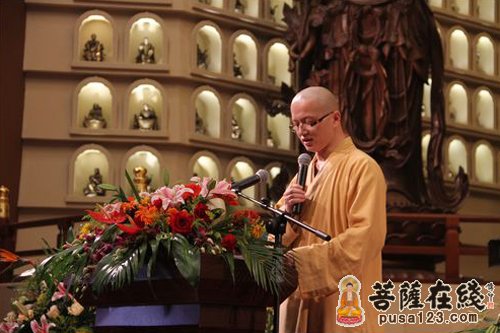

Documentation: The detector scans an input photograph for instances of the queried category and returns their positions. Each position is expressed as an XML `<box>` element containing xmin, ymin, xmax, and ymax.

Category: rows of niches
<box><xmin>424</xmin><ymin>2</ymin><xmax>500</xmax><ymax>192</ymax></box>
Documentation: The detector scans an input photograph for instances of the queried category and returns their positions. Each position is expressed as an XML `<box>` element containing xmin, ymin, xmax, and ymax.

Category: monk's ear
<box><xmin>332</xmin><ymin>110</ymin><xmax>342</xmax><ymax>127</ymax></box>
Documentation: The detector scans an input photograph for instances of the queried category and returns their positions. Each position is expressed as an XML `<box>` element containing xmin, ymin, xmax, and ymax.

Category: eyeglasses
<box><xmin>289</xmin><ymin>112</ymin><xmax>334</xmax><ymax>133</ymax></box>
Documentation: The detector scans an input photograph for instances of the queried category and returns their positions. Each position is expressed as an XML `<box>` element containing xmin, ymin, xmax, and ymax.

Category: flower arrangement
<box><xmin>0</xmin><ymin>175</ymin><xmax>283</xmax><ymax>333</ymax></box>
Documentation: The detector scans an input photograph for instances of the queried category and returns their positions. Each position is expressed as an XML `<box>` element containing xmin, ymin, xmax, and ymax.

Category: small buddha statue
<box><xmin>83</xmin><ymin>103</ymin><xmax>107</xmax><ymax>129</ymax></box>
<box><xmin>336</xmin><ymin>281</ymin><xmax>363</xmax><ymax>325</ymax></box>
<box><xmin>235</xmin><ymin>0</ymin><xmax>245</xmax><ymax>14</ymax></box>
<box><xmin>0</xmin><ymin>186</ymin><xmax>9</xmax><ymax>220</ymax></box>
<box><xmin>133</xmin><ymin>166</ymin><xmax>152</xmax><ymax>192</ymax></box>
<box><xmin>136</xmin><ymin>37</ymin><xmax>155</xmax><ymax>64</ymax></box>
<box><xmin>133</xmin><ymin>103</ymin><xmax>159</xmax><ymax>131</ymax></box>
<box><xmin>231</xmin><ymin>115</ymin><xmax>242</xmax><ymax>140</ymax></box>
<box><xmin>83</xmin><ymin>168</ymin><xmax>106</xmax><ymax>197</ymax></box>
<box><xmin>266</xmin><ymin>130</ymin><xmax>276</xmax><ymax>148</ymax></box>
<box><xmin>233</xmin><ymin>53</ymin><xmax>244</xmax><ymax>79</ymax></box>
<box><xmin>197</xmin><ymin>44</ymin><xmax>209</xmax><ymax>69</ymax></box>
<box><xmin>195</xmin><ymin>109</ymin><xmax>207</xmax><ymax>135</ymax></box>
<box><xmin>83</xmin><ymin>34</ymin><xmax>104</xmax><ymax>62</ymax></box>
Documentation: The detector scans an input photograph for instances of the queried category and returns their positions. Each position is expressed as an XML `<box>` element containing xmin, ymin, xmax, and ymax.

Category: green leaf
<box><xmin>125</xmin><ymin>170</ymin><xmax>141</xmax><ymax>201</ymax></box>
<box><xmin>162</xmin><ymin>168</ymin><xmax>170</xmax><ymax>187</ymax></box>
<box><xmin>172</xmin><ymin>234</ymin><xmax>200</xmax><ymax>287</ymax></box>
<box><xmin>66</xmin><ymin>225</ymin><xmax>75</xmax><ymax>244</ymax></box>
<box><xmin>147</xmin><ymin>238</ymin><xmax>160</xmax><ymax>280</ymax></box>
<box><xmin>98</xmin><ymin>183</ymin><xmax>118</xmax><ymax>191</ymax></box>
<box><xmin>221</xmin><ymin>252</ymin><xmax>235</xmax><ymax>283</ymax></box>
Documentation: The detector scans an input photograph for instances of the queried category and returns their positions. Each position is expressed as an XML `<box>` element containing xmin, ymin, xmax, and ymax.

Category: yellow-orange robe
<box><xmin>278</xmin><ymin>137</ymin><xmax>386</xmax><ymax>333</ymax></box>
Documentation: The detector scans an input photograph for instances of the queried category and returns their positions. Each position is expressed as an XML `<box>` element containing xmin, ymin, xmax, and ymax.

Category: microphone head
<box><xmin>298</xmin><ymin>153</ymin><xmax>312</xmax><ymax>166</ymax></box>
<box><xmin>256</xmin><ymin>169</ymin><xmax>270</xmax><ymax>183</ymax></box>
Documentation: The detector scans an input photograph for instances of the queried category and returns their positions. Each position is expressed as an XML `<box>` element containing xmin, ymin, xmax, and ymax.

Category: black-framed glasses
<box><xmin>289</xmin><ymin>112</ymin><xmax>334</xmax><ymax>133</ymax></box>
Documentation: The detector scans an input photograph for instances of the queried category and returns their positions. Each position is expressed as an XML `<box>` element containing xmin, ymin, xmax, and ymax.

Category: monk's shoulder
<box><xmin>346</xmin><ymin>148</ymin><xmax>381</xmax><ymax>172</ymax></box>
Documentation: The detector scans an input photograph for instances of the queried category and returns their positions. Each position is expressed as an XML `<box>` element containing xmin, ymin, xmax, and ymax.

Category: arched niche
<box><xmin>76</xmin><ymin>11</ymin><xmax>114</xmax><ymax>62</ymax></box>
<box><xmin>422</xmin><ymin>78</ymin><xmax>432</xmax><ymax>118</ymax></box>
<box><xmin>428</xmin><ymin>0</ymin><xmax>443</xmax><ymax>7</ymax></box>
<box><xmin>195</xmin><ymin>23</ymin><xmax>222</xmax><ymax>73</ymax></box>
<box><xmin>232</xmin><ymin>32</ymin><xmax>258</xmax><ymax>81</ymax></box>
<box><xmin>448</xmin><ymin>83</ymin><xmax>468</xmax><ymax>124</ymax></box>
<box><xmin>474</xmin><ymin>88</ymin><xmax>495</xmax><ymax>129</ymax></box>
<box><xmin>124</xmin><ymin>147</ymin><xmax>162</xmax><ymax>191</ymax></box>
<box><xmin>233</xmin><ymin>0</ymin><xmax>259</xmax><ymax>18</ymax></box>
<box><xmin>422</xmin><ymin>133</ymin><xmax>431</xmax><ymax>176</ymax></box>
<box><xmin>231</xmin><ymin>96</ymin><xmax>257</xmax><ymax>144</ymax></box>
<box><xmin>477</xmin><ymin>0</ymin><xmax>495</xmax><ymax>22</ymax></box>
<box><xmin>127</xmin><ymin>80</ymin><xmax>164</xmax><ymax>131</ymax></box>
<box><xmin>474</xmin><ymin>142</ymin><xmax>494</xmax><ymax>183</ymax></box>
<box><xmin>449</xmin><ymin>28</ymin><xmax>469</xmax><ymax>70</ymax></box>
<box><xmin>228</xmin><ymin>159</ymin><xmax>256</xmax><ymax>200</ymax></box>
<box><xmin>127</xmin><ymin>14</ymin><xmax>164</xmax><ymax>65</ymax></box>
<box><xmin>475</xmin><ymin>35</ymin><xmax>494</xmax><ymax>75</ymax></box>
<box><xmin>189</xmin><ymin>151</ymin><xmax>221</xmax><ymax>179</ymax></box>
<box><xmin>263</xmin><ymin>162</ymin><xmax>283</xmax><ymax>203</ymax></box>
<box><xmin>75</xmin><ymin>78</ymin><xmax>114</xmax><ymax>130</ymax></box>
<box><xmin>266</xmin><ymin>41</ymin><xmax>291</xmax><ymax>86</ymax></box>
<box><xmin>450</xmin><ymin>0</ymin><xmax>470</xmax><ymax>15</ymax></box>
<box><xmin>269</xmin><ymin>0</ymin><xmax>293</xmax><ymax>23</ymax></box>
<box><xmin>72</xmin><ymin>145</ymin><xmax>110</xmax><ymax>196</ymax></box>
<box><xmin>198</xmin><ymin>0</ymin><xmax>224</xmax><ymax>8</ymax></box>
<box><xmin>193</xmin><ymin>87</ymin><xmax>221</xmax><ymax>138</ymax></box>
<box><xmin>267</xmin><ymin>114</ymin><xmax>290</xmax><ymax>150</ymax></box>
<box><xmin>447</xmin><ymin>137</ymin><xmax>468</xmax><ymax>178</ymax></box>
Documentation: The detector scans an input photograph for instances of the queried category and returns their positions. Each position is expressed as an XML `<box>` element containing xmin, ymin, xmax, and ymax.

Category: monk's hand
<box><xmin>283</xmin><ymin>183</ymin><xmax>306</xmax><ymax>214</ymax></box>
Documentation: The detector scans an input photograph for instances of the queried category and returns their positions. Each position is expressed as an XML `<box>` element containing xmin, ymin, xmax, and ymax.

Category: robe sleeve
<box><xmin>292</xmin><ymin>158</ymin><xmax>387</xmax><ymax>299</ymax></box>
<box><xmin>274</xmin><ymin>175</ymin><xmax>301</xmax><ymax>247</ymax></box>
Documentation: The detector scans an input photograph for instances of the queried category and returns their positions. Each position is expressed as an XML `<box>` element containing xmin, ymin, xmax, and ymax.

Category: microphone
<box><xmin>292</xmin><ymin>153</ymin><xmax>312</xmax><ymax>215</ymax></box>
<box><xmin>232</xmin><ymin>169</ymin><xmax>269</xmax><ymax>192</ymax></box>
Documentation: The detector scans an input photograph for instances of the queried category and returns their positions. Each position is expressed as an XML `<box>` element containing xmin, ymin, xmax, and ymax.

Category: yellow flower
<box><xmin>78</xmin><ymin>223</ymin><xmax>93</xmax><ymax>239</ymax></box>
<box><xmin>67</xmin><ymin>300</ymin><xmax>84</xmax><ymax>316</ymax></box>
<box><xmin>250</xmin><ymin>223</ymin><xmax>265</xmax><ymax>239</ymax></box>
<box><xmin>46</xmin><ymin>305</ymin><xmax>60</xmax><ymax>319</ymax></box>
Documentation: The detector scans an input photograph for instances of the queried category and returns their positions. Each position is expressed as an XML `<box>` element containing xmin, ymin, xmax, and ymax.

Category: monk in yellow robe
<box><xmin>277</xmin><ymin>86</ymin><xmax>386</xmax><ymax>333</ymax></box>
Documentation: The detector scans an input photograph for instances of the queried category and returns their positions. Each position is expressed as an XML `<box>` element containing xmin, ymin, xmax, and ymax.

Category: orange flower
<box><xmin>121</xmin><ymin>200</ymin><xmax>137</xmax><ymax>213</ymax></box>
<box><xmin>250</xmin><ymin>222</ymin><xmax>265</xmax><ymax>239</ymax></box>
<box><xmin>134</xmin><ymin>205</ymin><xmax>159</xmax><ymax>226</ymax></box>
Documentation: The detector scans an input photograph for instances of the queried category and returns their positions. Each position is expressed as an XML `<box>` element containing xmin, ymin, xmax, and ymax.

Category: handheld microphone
<box><xmin>232</xmin><ymin>169</ymin><xmax>269</xmax><ymax>192</ymax></box>
<box><xmin>292</xmin><ymin>153</ymin><xmax>312</xmax><ymax>215</ymax></box>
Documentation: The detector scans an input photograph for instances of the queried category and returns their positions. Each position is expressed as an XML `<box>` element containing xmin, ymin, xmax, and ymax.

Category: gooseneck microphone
<box><xmin>292</xmin><ymin>153</ymin><xmax>312</xmax><ymax>215</ymax></box>
<box><xmin>231</xmin><ymin>169</ymin><xmax>269</xmax><ymax>192</ymax></box>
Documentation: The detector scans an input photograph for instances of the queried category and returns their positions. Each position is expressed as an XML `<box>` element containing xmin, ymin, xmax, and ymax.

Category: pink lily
<box><xmin>151</xmin><ymin>185</ymin><xmax>193</xmax><ymax>210</ymax></box>
<box><xmin>30</xmin><ymin>315</ymin><xmax>55</xmax><ymax>333</ymax></box>
<box><xmin>102</xmin><ymin>202</ymin><xmax>122</xmax><ymax>215</ymax></box>
<box><xmin>51</xmin><ymin>282</ymin><xmax>73</xmax><ymax>302</ymax></box>
<box><xmin>209</xmin><ymin>179</ymin><xmax>237</xmax><ymax>200</ymax></box>
<box><xmin>189</xmin><ymin>176</ymin><xmax>211</xmax><ymax>197</ymax></box>
<box><xmin>0</xmin><ymin>322</ymin><xmax>18</xmax><ymax>333</ymax></box>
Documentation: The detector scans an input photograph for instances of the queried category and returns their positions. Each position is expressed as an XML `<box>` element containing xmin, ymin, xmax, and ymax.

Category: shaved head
<box><xmin>291</xmin><ymin>86</ymin><xmax>339</xmax><ymax>115</ymax></box>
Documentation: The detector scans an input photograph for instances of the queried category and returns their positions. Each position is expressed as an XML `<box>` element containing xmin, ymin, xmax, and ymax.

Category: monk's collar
<box><xmin>312</xmin><ymin>136</ymin><xmax>355</xmax><ymax>166</ymax></box>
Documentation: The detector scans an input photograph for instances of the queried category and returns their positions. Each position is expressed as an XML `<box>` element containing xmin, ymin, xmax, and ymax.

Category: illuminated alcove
<box><xmin>72</xmin><ymin>146</ymin><xmax>110</xmax><ymax>196</ymax></box>
<box><xmin>449</xmin><ymin>28</ymin><xmax>469</xmax><ymax>70</ymax></box>
<box><xmin>422</xmin><ymin>78</ymin><xmax>432</xmax><ymax>118</ymax></box>
<box><xmin>267</xmin><ymin>41</ymin><xmax>291</xmax><ymax>86</ymax></box>
<box><xmin>477</xmin><ymin>0</ymin><xmax>495</xmax><ymax>22</ymax></box>
<box><xmin>198</xmin><ymin>0</ymin><xmax>224</xmax><ymax>8</ymax></box>
<box><xmin>195</xmin><ymin>24</ymin><xmax>222</xmax><ymax>73</ymax></box>
<box><xmin>447</xmin><ymin>138</ymin><xmax>468</xmax><ymax>178</ymax></box>
<box><xmin>231</xmin><ymin>97</ymin><xmax>257</xmax><ymax>144</ymax></box>
<box><xmin>428</xmin><ymin>0</ymin><xmax>443</xmax><ymax>7</ymax></box>
<box><xmin>267</xmin><ymin>114</ymin><xmax>291</xmax><ymax>150</ymax></box>
<box><xmin>450</xmin><ymin>0</ymin><xmax>470</xmax><ymax>15</ymax></box>
<box><xmin>76</xmin><ymin>78</ymin><xmax>113</xmax><ymax>129</ymax></box>
<box><xmin>448</xmin><ymin>83</ymin><xmax>468</xmax><ymax>124</ymax></box>
<box><xmin>264</xmin><ymin>162</ymin><xmax>283</xmax><ymax>203</ymax></box>
<box><xmin>269</xmin><ymin>0</ymin><xmax>293</xmax><ymax>23</ymax></box>
<box><xmin>475</xmin><ymin>36</ymin><xmax>494</xmax><ymax>75</ymax></box>
<box><xmin>190</xmin><ymin>152</ymin><xmax>220</xmax><ymax>179</ymax></box>
<box><xmin>233</xmin><ymin>0</ymin><xmax>259</xmax><ymax>18</ymax></box>
<box><xmin>232</xmin><ymin>33</ymin><xmax>258</xmax><ymax>80</ymax></box>
<box><xmin>422</xmin><ymin>133</ymin><xmax>431</xmax><ymax>176</ymax></box>
<box><xmin>474</xmin><ymin>143</ymin><xmax>494</xmax><ymax>183</ymax></box>
<box><xmin>127</xmin><ymin>81</ymin><xmax>164</xmax><ymax>131</ymax></box>
<box><xmin>474</xmin><ymin>89</ymin><xmax>495</xmax><ymax>129</ymax></box>
<box><xmin>77</xmin><ymin>12</ymin><xmax>114</xmax><ymax>61</ymax></box>
<box><xmin>127</xmin><ymin>15</ymin><xmax>164</xmax><ymax>64</ymax></box>
<box><xmin>194</xmin><ymin>88</ymin><xmax>221</xmax><ymax>138</ymax></box>
<box><xmin>229</xmin><ymin>159</ymin><xmax>255</xmax><ymax>200</ymax></box>
<box><xmin>125</xmin><ymin>148</ymin><xmax>162</xmax><ymax>191</ymax></box>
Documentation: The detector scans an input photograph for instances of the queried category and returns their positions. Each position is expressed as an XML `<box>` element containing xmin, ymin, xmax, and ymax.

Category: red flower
<box><xmin>221</xmin><ymin>234</ymin><xmax>237</xmax><ymax>251</ymax></box>
<box><xmin>194</xmin><ymin>202</ymin><xmax>210</xmax><ymax>222</ymax></box>
<box><xmin>152</xmin><ymin>198</ymin><xmax>163</xmax><ymax>209</ymax></box>
<box><xmin>87</xmin><ymin>210</ymin><xmax>127</xmax><ymax>224</ymax></box>
<box><xmin>182</xmin><ymin>183</ymin><xmax>202</xmax><ymax>201</ymax></box>
<box><xmin>168</xmin><ymin>208</ymin><xmax>194</xmax><ymax>235</ymax></box>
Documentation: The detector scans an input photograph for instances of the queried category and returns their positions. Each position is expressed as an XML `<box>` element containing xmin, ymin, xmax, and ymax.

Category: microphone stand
<box><xmin>232</xmin><ymin>189</ymin><xmax>331</xmax><ymax>333</ymax></box>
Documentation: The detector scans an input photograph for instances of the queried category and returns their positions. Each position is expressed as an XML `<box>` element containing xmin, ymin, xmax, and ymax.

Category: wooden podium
<box><xmin>83</xmin><ymin>255</ymin><xmax>297</xmax><ymax>333</ymax></box>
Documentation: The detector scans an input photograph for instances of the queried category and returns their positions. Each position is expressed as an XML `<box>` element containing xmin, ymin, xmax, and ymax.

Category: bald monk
<box><xmin>277</xmin><ymin>86</ymin><xmax>387</xmax><ymax>333</ymax></box>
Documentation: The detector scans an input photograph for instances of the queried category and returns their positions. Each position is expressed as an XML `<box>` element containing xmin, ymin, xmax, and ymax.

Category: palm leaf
<box><xmin>171</xmin><ymin>234</ymin><xmax>200</xmax><ymax>287</ymax></box>
<box><xmin>98</xmin><ymin>183</ymin><xmax>118</xmax><ymax>191</ymax></box>
<box><xmin>125</xmin><ymin>170</ymin><xmax>141</xmax><ymax>201</ymax></box>
<box><xmin>162</xmin><ymin>168</ymin><xmax>170</xmax><ymax>187</ymax></box>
